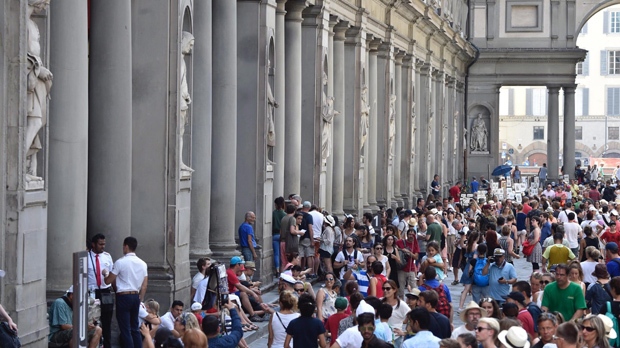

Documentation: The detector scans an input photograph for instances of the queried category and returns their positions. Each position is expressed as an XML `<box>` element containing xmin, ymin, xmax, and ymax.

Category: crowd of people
<box><xmin>8</xmin><ymin>173</ymin><xmax>620</xmax><ymax>348</ymax></box>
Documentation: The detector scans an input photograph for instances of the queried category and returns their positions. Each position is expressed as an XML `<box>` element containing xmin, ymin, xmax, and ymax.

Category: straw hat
<box><xmin>459</xmin><ymin>301</ymin><xmax>488</xmax><ymax>322</ymax></box>
<box><xmin>597</xmin><ymin>314</ymin><xmax>618</xmax><ymax>339</ymax></box>
<box><xmin>498</xmin><ymin>326</ymin><xmax>530</xmax><ymax>348</ymax></box>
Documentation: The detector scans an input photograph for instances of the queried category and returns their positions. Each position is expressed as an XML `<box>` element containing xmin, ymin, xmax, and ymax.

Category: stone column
<box><xmin>432</xmin><ymin>69</ymin><xmax>444</xmax><ymax>188</ymax></box>
<box><xmin>283</xmin><ymin>0</ymin><xmax>306</xmax><ymax>196</ymax></box>
<box><xmin>400</xmin><ymin>56</ymin><xmax>413</xmax><ymax>206</ymax></box>
<box><xmin>418</xmin><ymin>61</ymin><xmax>431</xmax><ymax>197</ymax></box>
<box><xmin>367</xmin><ymin>38</ymin><xmax>380</xmax><ymax>212</ymax></box>
<box><xmin>273</xmin><ymin>0</ymin><xmax>287</xmax><ymax>198</ymax></box>
<box><xmin>393</xmin><ymin>52</ymin><xmax>404</xmax><ymax>206</ymax></box>
<box><xmin>375</xmin><ymin>43</ymin><xmax>392</xmax><ymax>207</ymax></box>
<box><xmin>547</xmin><ymin>86</ymin><xmax>560</xmax><ymax>183</ymax></box>
<box><xmin>331</xmin><ymin>21</ymin><xmax>347</xmax><ymax>216</ymax></box>
<box><xmin>48</xmin><ymin>0</ymin><xmax>89</xmax><ymax>290</ymax></box>
<box><xmin>211</xmin><ymin>0</ymin><xmax>239</xmax><ymax>256</ymax></box>
<box><xmin>325</xmin><ymin>16</ymin><xmax>336</xmax><ymax>213</ymax></box>
<box><xmin>191</xmin><ymin>0</ymin><xmax>213</xmax><ymax>258</ymax></box>
<box><xmin>88</xmin><ymin>0</ymin><xmax>132</xmax><ymax>260</ymax></box>
<box><xmin>563</xmin><ymin>85</ymin><xmax>576</xmax><ymax>180</ymax></box>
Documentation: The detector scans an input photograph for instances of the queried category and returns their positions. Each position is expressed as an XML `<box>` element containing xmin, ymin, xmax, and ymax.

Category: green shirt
<box><xmin>541</xmin><ymin>281</ymin><xmax>587</xmax><ymax>321</ymax></box>
<box><xmin>48</xmin><ymin>297</ymin><xmax>72</xmax><ymax>340</ymax></box>
<box><xmin>427</xmin><ymin>222</ymin><xmax>443</xmax><ymax>245</ymax></box>
<box><xmin>272</xmin><ymin>209</ymin><xmax>286</xmax><ymax>234</ymax></box>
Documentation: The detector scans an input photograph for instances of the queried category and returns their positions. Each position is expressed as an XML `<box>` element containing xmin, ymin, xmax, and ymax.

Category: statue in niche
<box><xmin>25</xmin><ymin>0</ymin><xmax>53</xmax><ymax>184</ymax></box>
<box><xmin>411</xmin><ymin>101</ymin><xmax>417</xmax><ymax>158</ymax></box>
<box><xmin>179</xmin><ymin>31</ymin><xmax>194</xmax><ymax>173</ymax></box>
<box><xmin>388</xmin><ymin>94</ymin><xmax>397</xmax><ymax>157</ymax></box>
<box><xmin>470</xmin><ymin>113</ymin><xmax>488</xmax><ymax>152</ymax></box>
<box><xmin>453</xmin><ymin>112</ymin><xmax>459</xmax><ymax>156</ymax></box>
<box><xmin>266</xmin><ymin>67</ymin><xmax>278</xmax><ymax>148</ymax></box>
<box><xmin>360</xmin><ymin>86</ymin><xmax>370</xmax><ymax>152</ymax></box>
<box><xmin>321</xmin><ymin>97</ymin><xmax>339</xmax><ymax>161</ymax></box>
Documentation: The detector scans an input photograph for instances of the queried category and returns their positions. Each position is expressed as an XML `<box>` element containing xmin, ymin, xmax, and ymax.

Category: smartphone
<box><xmin>498</xmin><ymin>277</ymin><xmax>504</xmax><ymax>281</ymax></box>
<box><xmin>221</xmin><ymin>293</ymin><xmax>229</xmax><ymax>304</ymax></box>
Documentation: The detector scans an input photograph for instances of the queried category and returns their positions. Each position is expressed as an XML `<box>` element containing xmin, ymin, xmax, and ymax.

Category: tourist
<box><xmin>585</xmin><ymin>264</ymin><xmax>612</xmax><ymax>314</ymax></box>
<box><xmin>474</xmin><ymin>317</ymin><xmax>499</xmax><ymax>348</ymax></box>
<box><xmin>266</xmin><ymin>290</ymin><xmax>299</xmax><ymax>348</ymax></box>
<box><xmin>48</xmin><ymin>286</ymin><xmax>102</xmax><ymax>348</ymax></box>
<box><xmin>512</xmin><ymin>281</ymin><xmax>542</xmax><ymax>333</ymax></box>
<box><xmin>356</xmin><ymin>312</ymin><xmax>393</xmax><ymax>348</ymax></box>
<box><xmin>181</xmin><ymin>328</ymin><xmax>207</xmax><ymax>348</ymax></box>
<box><xmin>273</xmin><ymin>197</ymin><xmax>287</xmax><ymax>275</ymax></box>
<box><xmin>395</xmin><ymin>228</ymin><xmax>418</xmax><ymax>297</ymax></box>
<box><xmin>541</xmin><ymin>263</ymin><xmax>587</xmax><ymax>321</ymax></box>
<box><xmin>497</xmin><ymin>327</ymin><xmax>529</xmax><ymax>348</ymax></box>
<box><xmin>316</xmin><ymin>272</ymin><xmax>338</xmax><ymax>323</ymax></box>
<box><xmin>204</xmin><ymin>299</ymin><xmax>244</xmax><ymax>348</ymax></box>
<box><xmin>567</xmin><ymin>261</ymin><xmax>587</xmax><ymax>297</ymax></box>
<box><xmin>320</xmin><ymin>215</ymin><xmax>336</xmax><ymax>275</ymax></box>
<box><xmin>281</xmin><ymin>205</ymin><xmax>302</xmax><ymax>271</ymax></box>
<box><xmin>498</xmin><ymin>225</ymin><xmax>520</xmax><ymax>264</ymax></box>
<box><xmin>479</xmin><ymin>297</ymin><xmax>502</xmax><ymax>321</ymax></box>
<box><xmin>542</xmin><ymin>232</ymin><xmax>576</xmax><ymax>268</ymax></box>
<box><xmin>381</xmin><ymin>280</ymin><xmax>410</xmax><ymax>328</ymax></box>
<box><xmin>238</xmin><ymin>211</ymin><xmax>258</xmax><ymax>261</ymax></box>
<box><xmin>190</xmin><ymin>257</ymin><xmax>210</xmax><ymax>301</ymax></box>
<box><xmin>299</xmin><ymin>202</ymin><xmax>316</xmax><ymax>277</ymax></box>
<box><xmin>373</xmin><ymin>243</ymin><xmax>390</xmax><ymax>278</ymax></box>
<box><xmin>458</xmin><ymin>231</ymin><xmax>480</xmax><ymax>310</ymax></box>
<box><xmin>531</xmin><ymin>312</ymin><xmax>559</xmax><ymax>348</ymax></box>
<box><xmin>526</xmin><ymin>216</ymin><xmax>543</xmax><ymax>272</ymax></box>
<box><xmin>337</xmin><ymin>292</ymin><xmax>364</xmax><ymax>337</ymax></box>
<box><xmin>284</xmin><ymin>294</ymin><xmax>327</xmax><ymax>348</ymax></box>
<box><xmin>174</xmin><ymin>312</ymin><xmax>199</xmax><ymax>343</ymax></box>
<box><xmin>606</xmin><ymin>242</ymin><xmax>620</xmax><ymax>277</ymax></box>
<box><xmin>457</xmin><ymin>333</ymin><xmax>477</xmax><ymax>348</ymax></box>
<box><xmin>139</xmin><ymin>299</ymin><xmax>161</xmax><ymax>339</ymax></box>
<box><xmin>333</xmin><ymin>301</ymin><xmax>375</xmax><ymax>348</ymax></box>
<box><xmin>482</xmin><ymin>248</ymin><xmax>517</xmax><ymax>305</ymax></box>
<box><xmin>580</xmin><ymin>315</ymin><xmax>612</xmax><ymax>348</ymax></box>
<box><xmin>418</xmin><ymin>289</ymin><xmax>452</xmax><ymax>339</ymax></box>
<box><xmin>325</xmin><ymin>297</ymin><xmax>348</xmax><ymax>342</ymax></box>
<box><xmin>451</xmin><ymin>301</ymin><xmax>487</xmax><ymax>339</ymax></box>
<box><xmin>404</xmin><ymin>288</ymin><xmax>420</xmax><ymax>309</ymax></box>
<box><xmin>160</xmin><ymin>300</ymin><xmax>184</xmax><ymax>334</ymax></box>
<box><xmin>367</xmin><ymin>261</ymin><xmax>387</xmax><ymax>298</ymax></box>
<box><xmin>581</xmin><ymin>246</ymin><xmax>601</xmax><ymax>286</ymax></box>
<box><xmin>421</xmin><ymin>241</ymin><xmax>445</xmax><ymax>281</ymax></box>
<box><xmin>402</xmin><ymin>307</ymin><xmax>441</xmax><ymax>348</ymax></box>
<box><xmin>504</xmin><ymin>291</ymin><xmax>535</xmax><ymax>338</ymax></box>
<box><xmin>554</xmin><ymin>322</ymin><xmax>580</xmax><ymax>348</ymax></box>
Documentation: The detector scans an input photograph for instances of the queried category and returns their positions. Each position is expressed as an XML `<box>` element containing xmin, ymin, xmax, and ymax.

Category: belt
<box><xmin>116</xmin><ymin>291</ymin><xmax>138</xmax><ymax>295</ymax></box>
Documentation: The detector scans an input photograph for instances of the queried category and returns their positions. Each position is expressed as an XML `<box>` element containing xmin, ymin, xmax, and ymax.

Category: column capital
<box><xmin>377</xmin><ymin>42</ymin><xmax>392</xmax><ymax>58</ymax></box>
<box><xmin>329</xmin><ymin>15</ymin><xmax>339</xmax><ymax>32</ymax></box>
<box><xmin>334</xmin><ymin>21</ymin><xmax>349</xmax><ymax>41</ymax></box>
<box><xmin>285</xmin><ymin>0</ymin><xmax>306</xmax><ymax>22</ymax></box>
<box><xmin>276</xmin><ymin>0</ymin><xmax>287</xmax><ymax>14</ymax></box>
<box><xmin>402</xmin><ymin>54</ymin><xmax>414</xmax><ymax>67</ymax></box>
<box><xmin>344</xmin><ymin>27</ymin><xmax>361</xmax><ymax>45</ymax></box>
<box><xmin>394</xmin><ymin>49</ymin><xmax>406</xmax><ymax>64</ymax></box>
<box><xmin>547</xmin><ymin>86</ymin><xmax>561</xmax><ymax>94</ymax></box>
<box><xmin>367</xmin><ymin>37</ymin><xmax>382</xmax><ymax>52</ymax></box>
<box><xmin>563</xmin><ymin>84</ymin><xmax>577</xmax><ymax>93</ymax></box>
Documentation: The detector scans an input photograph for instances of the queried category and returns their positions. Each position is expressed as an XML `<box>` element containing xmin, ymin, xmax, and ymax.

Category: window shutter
<box><xmin>509</xmin><ymin>88</ymin><xmax>514</xmax><ymax>115</ymax></box>
<box><xmin>602</xmin><ymin>50</ymin><xmax>608</xmax><ymax>76</ymax></box>
<box><xmin>583</xmin><ymin>88</ymin><xmax>589</xmax><ymax>116</ymax></box>
<box><xmin>604</xmin><ymin>11</ymin><xmax>610</xmax><ymax>34</ymax></box>
<box><xmin>526</xmin><ymin>88</ymin><xmax>533</xmax><ymax>116</ymax></box>
<box><xmin>583</xmin><ymin>53</ymin><xmax>589</xmax><ymax>76</ymax></box>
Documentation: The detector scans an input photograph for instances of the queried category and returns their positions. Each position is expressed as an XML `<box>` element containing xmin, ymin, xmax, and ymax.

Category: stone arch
<box><xmin>576</xmin><ymin>0</ymin><xmax>620</xmax><ymax>37</ymax></box>
<box><xmin>519</xmin><ymin>141</ymin><xmax>547</xmax><ymax>165</ymax></box>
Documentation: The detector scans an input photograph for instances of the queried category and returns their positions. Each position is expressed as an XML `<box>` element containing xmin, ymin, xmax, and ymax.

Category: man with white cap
<box><xmin>482</xmin><ymin>248</ymin><xmax>517</xmax><ymax>305</ymax></box>
<box><xmin>48</xmin><ymin>286</ymin><xmax>102</xmax><ymax>348</ymax></box>
<box><xmin>278</xmin><ymin>273</ymin><xmax>297</xmax><ymax>293</ymax></box>
<box><xmin>498</xmin><ymin>326</ymin><xmax>530</xmax><ymax>348</ymax></box>
<box><xmin>331</xmin><ymin>300</ymin><xmax>375</xmax><ymax>348</ymax></box>
<box><xmin>451</xmin><ymin>301</ymin><xmax>487</xmax><ymax>339</ymax></box>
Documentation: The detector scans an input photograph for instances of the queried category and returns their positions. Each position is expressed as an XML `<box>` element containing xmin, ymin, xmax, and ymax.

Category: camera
<box><xmin>221</xmin><ymin>293</ymin><xmax>229</xmax><ymax>304</ymax></box>
<box><xmin>488</xmin><ymin>256</ymin><xmax>495</xmax><ymax>263</ymax></box>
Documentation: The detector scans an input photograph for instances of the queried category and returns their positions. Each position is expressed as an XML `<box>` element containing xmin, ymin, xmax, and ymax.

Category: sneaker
<box><xmin>448</xmin><ymin>267</ymin><xmax>453</xmax><ymax>271</ymax></box>
<box><xmin>249</xmin><ymin>315</ymin><xmax>263</xmax><ymax>322</ymax></box>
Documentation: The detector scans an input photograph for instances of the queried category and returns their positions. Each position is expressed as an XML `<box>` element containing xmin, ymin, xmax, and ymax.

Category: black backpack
<box><xmin>0</xmin><ymin>322</ymin><xmax>20</xmax><ymax>348</ymax></box>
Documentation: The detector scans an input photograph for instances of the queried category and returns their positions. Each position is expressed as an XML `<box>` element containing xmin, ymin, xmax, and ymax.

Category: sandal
<box><xmin>242</xmin><ymin>325</ymin><xmax>251</xmax><ymax>332</ymax></box>
<box><xmin>249</xmin><ymin>324</ymin><xmax>259</xmax><ymax>330</ymax></box>
<box><xmin>451</xmin><ymin>280</ymin><xmax>460</xmax><ymax>285</ymax></box>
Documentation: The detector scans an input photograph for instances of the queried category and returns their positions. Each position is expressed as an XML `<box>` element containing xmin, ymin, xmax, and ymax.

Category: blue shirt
<box><xmin>488</xmin><ymin>261</ymin><xmax>517</xmax><ymax>302</ymax></box>
<box><xmin>471</xmin><ymin>180</ymin><xmax>479</xmax><ymax>193</ymax></box>
<box><xmin>607</xmin><ymin>258</ymin><xmax>620</xmax><ymax>278</ymax></box>
<box><xmin>354</xmin><ymin>270</ymin><xmax>370</xmax><ymax>297</ymax></box>
<box><xmin>419</xmin><ymin>279</ymin><xmax>452</xmax><ymax>303</ymax></box>
<box><xmin>540</xmin><ymin>222</ymin><xmax>552</xmax><ymax>246</ymax></box>
<box><xmin>238</xmin><ymin>222</ymin><xmax>256</xmax><ymax>248</ymax></box>
<box><xmin>208</xmin><ymin>308</ymin><xmax>243</xmax><ymax>348</ymax></box>
<box><xmin>374</xmin><ymin>320</ymin><xmax>392</xmax><ymax>343</ymax></box>
<box><xmin>402</xmin><ymin>330</ymin><xmax>440</xmax><ymax>348</ymax></box>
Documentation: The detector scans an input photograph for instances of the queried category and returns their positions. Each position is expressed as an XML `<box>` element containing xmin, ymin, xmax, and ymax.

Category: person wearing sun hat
<box><xmin>451</xmin><ymin>301</ymin><xmax>488</xmax><ymax>339</ymax></box>
<box><xmin>498</xmin><ymin>326</ymin><xmax>530</xmax><ymax>348</ymax></box>
<box><xmin>585</xmin><ymin>263</ymin><xmax>612</xmax><ymax>315</ymax></box>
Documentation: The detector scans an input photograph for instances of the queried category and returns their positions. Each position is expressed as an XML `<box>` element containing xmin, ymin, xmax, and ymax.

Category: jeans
<box><xmin>471</xmin><ymin>285</ymin><xmax>488</xmax><ymax>303</ymax></box>
<box><xmin>241</xmin><ymin>247</ymin><xmax>254</xmax><ymax>261</ymax></box>
<box><xmin>272</xmin><ymin>234</ymin><xmax>280</xmax><ymax>271</ymax></box>
<box><xmin>115</xmin><ymin>293</ymin><xmax>141</xmax><ymax>348</ymax></box>
<box><xmin>397</xmin><ymin>270</ymin><xmax>417</xmax><ymax>299</ymax></box>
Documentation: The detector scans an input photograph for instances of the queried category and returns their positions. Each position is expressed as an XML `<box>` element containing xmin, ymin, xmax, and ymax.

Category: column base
<box><xmin>210</xmin><ymin>243</ymin><xmax>242</xmax><ymax>263</ymax></box>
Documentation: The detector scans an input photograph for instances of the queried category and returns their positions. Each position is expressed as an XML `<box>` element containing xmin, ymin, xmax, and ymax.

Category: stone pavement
<box><xmin>243</xmin><ymin>256</ymin><xmax>535</xmax><ymax>345</ymax></box>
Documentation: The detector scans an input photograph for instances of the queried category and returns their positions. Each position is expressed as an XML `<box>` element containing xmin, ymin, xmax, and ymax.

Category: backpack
<box><xmin>421</xmin><ymin>283</ymin><xmax>451</xmax><ymax>318</ymax></box>
<box><xmin>472</xmin><ymin>258</ymin><xmax>489</xmax><ymax>287</ymax></box>
<box><xmin>342</xmin><ymin>248</ymin><xmax>359</xmax><ymax>272</ymax></box>
<box><xmin>0</xmin><ymin>322</ymin><xmax>19</xmax><ymax>348</ymax></box>
<box><xmin>526</xmin><ymin>302</ymin><xmax>543</xmax><ymax>333</ymax></box>
<box><xmin>606</xmin><ymin>302</ymin><xmax>620</xmax><ymax>348</ymax></box>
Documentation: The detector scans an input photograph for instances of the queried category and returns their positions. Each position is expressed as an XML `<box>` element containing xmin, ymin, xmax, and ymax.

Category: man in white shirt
<box><xmin>451</xmin><ymin>301</ymin><xmax>486</xmax><ymax>339</ymax></box>
<box><xmin>332</xmin><ymin>301</ymin><xmax>375</xmax><ymax>348</ymax></box>
<box><xmin>563</xmin><ymin>212</ymin><xmax>583</xmax><ymax>256</ymax></box>
<box><xmin>103</xmin><ymin>237</ymin><xmax>148</xmax><ymax>348</ymax></box>
<box><xmin>160</xmin><ymin>300</ymin><xmax>184</xmax><ymax>336</ymax></box>
<box><xmin>191</xmin><ymin>257</ymin><xmax>210</xmax><ymax>300</ymax></box>
<box><xmin>308</xmin><ymin>204</ymin><xmax>324</xmax><ymax>277</ymax></box>
<box><xmin>542</xmin><ymin>185</ymin><xmax>556</xmax><ymax>199</ymax></box>
<box><xmin>87</xmin><ymin>234</ymin><xmax>114</xmax><ymax>348</ymax></box>
<box><xmin>402</xmin><ymin>307</ymin><xmax>441</xmax><ymax>348</ymax></box>
<box><xmin>558</xmin><ymin>202</ymin><xmax>574</xmax><ymax>224</ymax></box>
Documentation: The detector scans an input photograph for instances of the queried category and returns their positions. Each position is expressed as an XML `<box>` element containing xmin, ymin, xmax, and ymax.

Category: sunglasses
<box><xmin>476</xmin><ymin>327</ymin><xmax>493</xmax><ymax>332</ymax></box>
<box><xmin>359</xmin><ymin>326</ymin><xmax>375</xmax><ymax>332</ymax></box>
<box><xmin>326</xmin><ymin>278</ymin><xmax>334</xmax><ymax>281</ymax></box>
<box><xmin>542</xmin><ymin>280</ymin><xmax>551</xmax><ymax>284</ymax></box>
<box><xmin>375</xmin><ymin>247</ymin><xmax>383</xmax><ymax>250</ymax></box>
<box><xmin>582</xmin><ymin>325</ymin><xmax>596</xmax><ymax>332</ymax></box>
<box><xmin>294</xmin><ymin>288</ymin><xmax>304</xmax><ymax>293</ymax></box>
<box><xmin>382</xmin><ymin>287</ymin><xmax>393</xmax><ymax>291</ymax></box>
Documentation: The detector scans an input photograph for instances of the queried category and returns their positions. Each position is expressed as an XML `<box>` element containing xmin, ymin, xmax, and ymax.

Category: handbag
<box><xmin>522</xmin><ymin>240</ymin><xmax>535</xmax><ymax>256</ymax></box>
<box><xmin>89</xmin><ymin>252</ymin><xmax>114</xmax><ymax>310</ymax></box>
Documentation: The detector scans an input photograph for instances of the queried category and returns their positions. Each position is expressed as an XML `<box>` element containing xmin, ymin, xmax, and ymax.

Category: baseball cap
<box><xmin>191</xmin><ymin>302</ymin><xmax>202</xmax><ymax>311</ymax></box>
<box><xmin>356</xmin><ymin>300</ymin><xmax>375</xmax><ymax>316</ymax></box>
<box><xmin>230</xmin><ymin>256</ymin><xmax>245</xmax><ymax>265</ymax></box>
<box><xmin>494</xmin><ymin>248</ymin><xmax>506</xmax><ymax>256</ymax></box>
<box><xmin>607</xmin><ymin>242</ymin><xmax>619</xmax><ymax>253</ymax></box>
<box><xmin>405</xmin><ymin>288</ymin><xmax>421</xmax><ymax>299</ymax></box>
<box><xmin>505</xmin><ymin>291</ymin><xmax>525</xmax><ymax>305</ymax></box>
<box><xmin>335</xmin><ymin>297</ymin><xmax>348</xmax><ymax>310</ymax></box>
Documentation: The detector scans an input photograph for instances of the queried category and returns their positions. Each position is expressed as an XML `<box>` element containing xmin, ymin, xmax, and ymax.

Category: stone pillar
<box><xmin>331</xmin><ymin>21</ymin><xmax>347</xmax><ymax>216</ymax></box>
<box><xmin>393</xmin><ymin>52</ymin><xmax>404</xmax><ymax>206</ymax></box>
<box><xmin>375</xmin><ymin>43</ymin><xmax>392</xmax><ymax>207</ymax></box>
<box><xmin>211</xmin><ymin>0</ymin><xmax>239</xmax><ymax>256</ymax></box>
<box><xmin>191</xmin><ymin>0</ymin><xmax>213</xmax><ymax>258</ymax></box>
<box><xmin>367</xmin><ymin>38</ymin><xmax>381</xmax><ymax>212</ymax></box>
<box><xmin>432</xmin><ymin>69</ymin><xmax>444</xmax><ymax>190</ymax></box>
<box><xmin>325</xmin><ymin>16</ymin><xmax>336</xmax><ymax>213</ymax></box>
<box><xmin>47</xmin><ymin>0</ymin><xmax>89</xmax><ymax>292</ymax></box>
<box><xmin>283</xmin><ymin>0</ymin><xmax>306</xmax><ymax>197</ymax></box>
<box><xmin>445</xmin><ymin>76</ymin><xmax>456</xmax><ymax>182</ymax></box>
<box><xmin>88</xmin><ymin>0</ymin><xmax>132</xmax><ymax>260</ymax></box>
<box><xmin>400</xmin><ymin>56</ymin><xmax>413</xmax><ymax>207</ymax></box>
<box><xmin>273</xmin><ymin>0</ymin><xmax>287</xmax><ymax>198</ymax></box>
<box><xmin>418</xmin><ymin>61</ymin><xmax>431</xmax><ymax>197</ymax></box>
<box><xmin>547</xmin><ymin>86</ymin><xmax>560</xmax><ymax>183</ymax></box>
<box><xmin>563</xmin><ymin>85</ymin><xmax>576</xmax><ymax>180</ymax></box>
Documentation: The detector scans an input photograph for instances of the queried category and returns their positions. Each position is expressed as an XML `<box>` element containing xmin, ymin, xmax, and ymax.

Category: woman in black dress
<box><xmin>382</xmin><ymin>235</ymin><xmax>401</xmax><ymax>288</ymax></box>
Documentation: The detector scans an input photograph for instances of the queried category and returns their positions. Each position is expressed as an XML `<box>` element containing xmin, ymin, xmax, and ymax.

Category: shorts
<box><xmin>447</xmin><ymin>235</ymin><xmax>456</xmax><ymax>256</ymax></box>
<box><xmin>49</xmin><ymin>328</ymin><xmax>98</xmax><ymax>348</ymax></box>
<box><xmin>452</xmin><ymin>248</ymin><xmax>463</xmax><ymax>268</ymax></box>
<box><xmin>319</xmin><ymin>249</ymin><xmax>332</xmax><ymax>259</ymax></box>
<box><xmin>299</xmin><ymin>238</ymin><xmax>314</xmax><ymax>258</ymax></box>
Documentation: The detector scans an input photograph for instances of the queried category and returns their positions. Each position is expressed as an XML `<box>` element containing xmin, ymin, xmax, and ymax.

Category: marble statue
<box><xmin>266</xmin><ymin>77</ymin><xmax>278</xmax><ymax>148</ymax></box>
<box><xmin>179</xmin><ymin>31</ymin><xmax>194</xmax><ymax>173</ymax></box>
<box><xmin>388</xmin><ymin>94</ymin><xmax>397</xmax><ymax>157</ymax></box>
<box><xmin>470</xmin><ymin>113</ymin><xmax>488</xmax><ymax>152</ymax></box>
<box><xmin>321</xmin><ymin>97</ymin><xmax>339</xmax><ymax>161</ymax></box>
<box><xmin>360</xmin><ymin>86</ymin><xmax>370</xmax><ymax>152</ymax></box>
<box><xmin>25</xmin><ymin>0</ymin><xmax>53</xmax><ymax>184</ymax></box>
<box><xmin>453</xmin><ymin>112</ymin><xmax>459</xmax><ymax>156</ymax></box>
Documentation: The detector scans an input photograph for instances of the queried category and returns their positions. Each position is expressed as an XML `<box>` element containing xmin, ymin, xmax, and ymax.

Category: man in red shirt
<box><xmin>396</xmin><ymin>228</ymin><xmax>420</xmax><ymax>297</ymax></box>
<box><xmin>449</xmin><ymin>182</ymin><xmax>462</xmax><ymax>203</ymax></box>
<box><xmin>505</xmin><ymin>291</ymin><xmax>535</xmax><ymax>339</ymax></box>
<box><xmin>589</xmin><ymin>185</ymin><xmax>601</xmax><ymax>202</ymax></box>
<box><xmin>325</xmin><ymin>297</ymin><xmax>349</xmax><ymax>341</ymax></box>
<box><xmin>522</xmin><ymin>197</ymin><xmax>532</xmax><ymax>215</ymax></box>
<box><xmin>226</xmin><ymin>256</ymin><xmax>264</xmax><ymax>322</ymax></box>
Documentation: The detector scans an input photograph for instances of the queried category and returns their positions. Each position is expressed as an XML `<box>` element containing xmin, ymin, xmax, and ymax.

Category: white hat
<box><xmin>597</xmin><ymin>314</ymin><xmax>618</xmax><ymax>339</ymax></box>
<box><xmin>324</xmin><ymin>215</ymin><xmax>335</xmax><ymax>227</ymax></box>
<box><xmin>459</xmin><ymin>301</ymin><xmax>488</xmax><ymax>322</ymax></box>
<box><xmin>430</xmin><ymin>208</ymin><xmax>439</xmax><ymax>215</ymax></box>
<box><xmin>355</xmin><ymin>300</ymin><xmax>375</xmax><ymax>317</ymax></box>
<box><xmin>498</xmin><ymin>326</ymin><xmax>530</xmax><ymax>348</ymax></box>
<box><xmin>488</xmin><ymin>200</ymin><xmax>495</xmax><ymax>205</ymax></box>
<box><xmin>191</xmin><ymin>302</ymin><xmax>202</xmax><ymax>311</ymax></box>
<box><xmin>66</xmin><ymin>285</ymin><xmax>74</xmax><ymax>294</ymax></box>
<box><xmin>280</xmin><ymin>273</ymin><xmax>297</xmax><ymax>285</ymax></box>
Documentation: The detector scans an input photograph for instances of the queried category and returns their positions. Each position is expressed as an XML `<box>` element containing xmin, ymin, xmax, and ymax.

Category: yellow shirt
<box><xmin>543</xmin><ymin>244</ymin><xmax>576</xmax><ymax>266</ymax></box>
